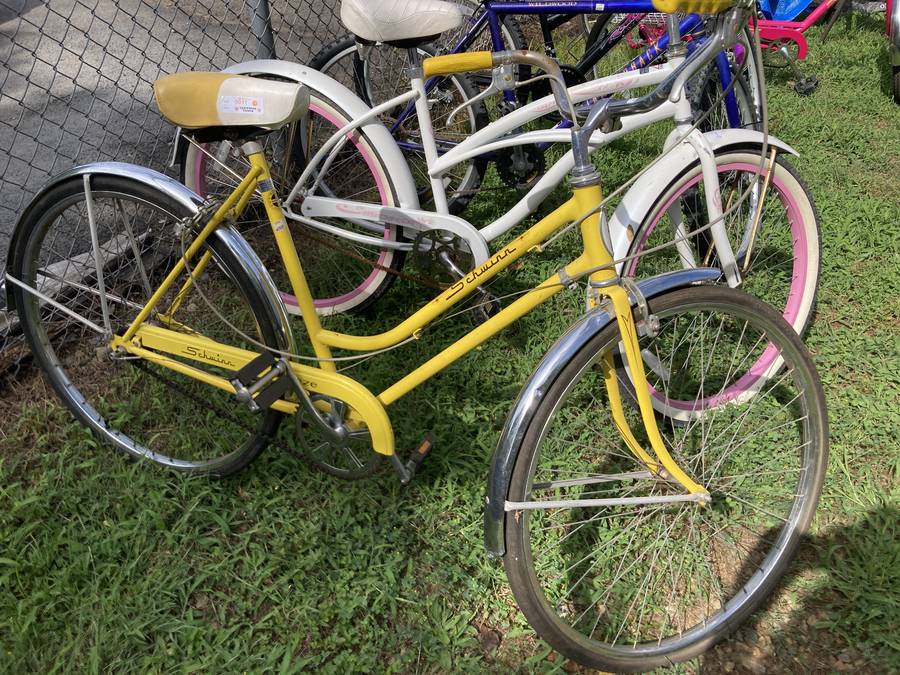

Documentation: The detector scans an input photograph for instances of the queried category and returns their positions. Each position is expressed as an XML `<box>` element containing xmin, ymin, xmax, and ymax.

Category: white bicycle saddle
<box><xmin>340</xmin><ymin>0</ymin><xmax>464</xmax><ymax>45</ymax></box>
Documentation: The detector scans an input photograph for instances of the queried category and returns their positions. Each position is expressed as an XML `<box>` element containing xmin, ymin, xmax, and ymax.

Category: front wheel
<box><xmin>627</xmin><ymin>151</ymin><xmax>821</xmax><ymax>338</ymax></box>
<box><xmin>503</xmin><ymin>285</ymin><xmax>828</xmax><ymax>671</ymax></box>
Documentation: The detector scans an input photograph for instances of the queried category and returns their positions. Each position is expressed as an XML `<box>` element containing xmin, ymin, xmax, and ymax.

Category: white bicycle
<box><xmin>176</xmin><ymin>0</ymin><xmax>820</xmax><ymax>337</ymax></box>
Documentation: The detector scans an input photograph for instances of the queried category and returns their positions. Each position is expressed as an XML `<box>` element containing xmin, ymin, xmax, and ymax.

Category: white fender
<box><xmin>223</xmin><ymin>59</ymin><xmax>421</xmax><ymax>211</ymax></box>
<box><xmin>608</xmin><ymin>129</ymin><xmax>799</xmax><ymax>272</ymax></box>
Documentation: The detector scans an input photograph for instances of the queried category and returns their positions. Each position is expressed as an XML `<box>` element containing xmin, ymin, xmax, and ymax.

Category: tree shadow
<box><xmin>702</xmin><ymin>503</ymin><xmax>899</xmax><ymax>673</ymax></box>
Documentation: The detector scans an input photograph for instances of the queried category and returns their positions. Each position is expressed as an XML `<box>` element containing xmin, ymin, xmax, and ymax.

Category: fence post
<box><xmin>248</xmin><ymin>0</ymin><xmax>277</xmax><ymax>59</ymax></box>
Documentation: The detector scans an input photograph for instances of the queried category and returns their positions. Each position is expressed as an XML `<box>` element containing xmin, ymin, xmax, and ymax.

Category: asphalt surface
<box><xmin>0</xmin><ymin>0</ymin><xmax>341</xmax><ymax>326</ymax></box>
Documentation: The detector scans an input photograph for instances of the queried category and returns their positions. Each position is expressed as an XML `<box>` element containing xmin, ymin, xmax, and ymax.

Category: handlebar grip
<box><xmin>422</xmin><ymin>52</ymin><xmax>493</xmax><ymax>78</ymax></box>
<box><xmin>651</xmin><ymin>0</ymin><xmax>734</xmax><ymax>12</ymax></box>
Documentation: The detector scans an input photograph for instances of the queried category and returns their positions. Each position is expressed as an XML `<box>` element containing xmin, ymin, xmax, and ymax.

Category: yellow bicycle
<box><xmin>6</xmin><ymin>4</ymin><xmax>827</xmax><ymax>669</ymax></box>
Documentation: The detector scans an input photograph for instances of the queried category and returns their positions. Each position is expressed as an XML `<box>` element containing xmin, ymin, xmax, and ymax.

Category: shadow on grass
<box><xmin>703</xmin><ymin>502</ymin><xmax>899</xmax><ymax>673</ymax></box>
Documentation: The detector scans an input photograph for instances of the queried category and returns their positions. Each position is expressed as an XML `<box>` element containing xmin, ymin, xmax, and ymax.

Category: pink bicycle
<box><xmin>752</xmin><ymin>0</ymin><xmax>849</xmax><ymax>94</ymax></box>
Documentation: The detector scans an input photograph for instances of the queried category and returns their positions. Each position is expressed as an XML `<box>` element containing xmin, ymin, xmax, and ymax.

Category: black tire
<box><xmin>310</xmin><ymin>36</ymin><xmax>489</xmax><ymax>215</ymax></box>
<box><xmin>893</xmin><ymin>66</ymin><xmax>900</xmax><ymax>103</ymax></box>
<box><xmin>10</xmin><ymin>175</ymin><xmax>286</xmax><ymax>476</ymax></box>
<box><xmin>694</xmin><ymin>68</ymin><xmax>760</xmax><ymax>132</ymax></box>
<box><xmin>503</xmin><ymin>286</ymin><xmax>828</xmax><ymax>671</ymax></box>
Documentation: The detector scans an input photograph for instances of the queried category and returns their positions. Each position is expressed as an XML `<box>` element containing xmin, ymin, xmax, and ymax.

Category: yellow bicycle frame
<box><xmin>113</xmin><ymin>147</ymin><xmax>705</xmax><ymax>495</ymax></box>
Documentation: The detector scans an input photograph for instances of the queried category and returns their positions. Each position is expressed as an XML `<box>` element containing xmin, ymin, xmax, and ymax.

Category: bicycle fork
<box><xmin>569</xmin><ymin>111</ymin><xmax>708</xmax><ymax>500</ymax></box>
<box><xmin>573</xmin><ymin>187</ymin><xmax>708</xmax><ymax>500</ymax></box>
<box><xmin>664</xmin><ymin>125</ymin><xmax>744</xmax><ymax>288</ymax></box>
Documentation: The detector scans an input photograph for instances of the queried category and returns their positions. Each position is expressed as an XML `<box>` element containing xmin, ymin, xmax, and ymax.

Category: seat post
<box><xmin>406</xmin><ymin>47</ymin><xmax>422</xmax><ymax>69</ymax></box>
<box><xmin>240</xmin><ymin>140</ymin><xmax>337</xmax><ymax>371</ymax></box>
<box><xmin>406</xmin><ymin>47</ymin><xmax>451</xmax><ymax>214</ymax></box>
<box><xmin>242</xmin><ymin>140</ymin><xmax>264</xmax><ymax>160</ymax></box>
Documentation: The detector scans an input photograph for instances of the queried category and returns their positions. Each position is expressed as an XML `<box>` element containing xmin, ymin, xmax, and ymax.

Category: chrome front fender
<box><xmin>483</xmin><ymin>267</ymin><xmax>721</xmax><ymax>558</ymax></box>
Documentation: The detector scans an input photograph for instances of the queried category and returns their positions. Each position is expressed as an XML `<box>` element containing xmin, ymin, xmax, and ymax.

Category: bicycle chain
<box><xmin>129</xmin><ymin>355</ymin><xmax>300</xmax><ymax>458</ymax></box>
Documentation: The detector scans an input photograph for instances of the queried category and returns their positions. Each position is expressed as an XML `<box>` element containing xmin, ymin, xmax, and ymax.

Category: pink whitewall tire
<box><xmin>182</xmin><ymin>91</ymin><xmax>405</xmax><ymax>317</ymax></box>
<box><xmin>623</xmin><ymin>151</ymin><xmax>820</xmax><ymax>421</ymax></box>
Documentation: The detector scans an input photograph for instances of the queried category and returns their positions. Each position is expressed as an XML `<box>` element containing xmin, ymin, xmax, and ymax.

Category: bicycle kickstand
<box><xmin>779</xmin><ymin>44</ymin><xmax>818</xmax><ymax>95</ymax></box>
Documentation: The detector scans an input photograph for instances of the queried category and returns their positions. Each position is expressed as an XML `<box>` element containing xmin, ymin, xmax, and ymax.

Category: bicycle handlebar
<box><xmin>420</xmin><ymin>2</ymin><xmax>752</xmax><ymax>126</ymax></box>
<box><xmin>421</xmin><ymin>50</ymin><xmax>574</xmax><ymax>121</ymax></box>
<box><xmin>491</xmin><ymin>50</ymin><xmax>574</xmax><ymax>121</ymax></box>
<box><xmin>594</xmin><ymin>5</ymin><xmax>751</xmax><ymax>126</ymax></box>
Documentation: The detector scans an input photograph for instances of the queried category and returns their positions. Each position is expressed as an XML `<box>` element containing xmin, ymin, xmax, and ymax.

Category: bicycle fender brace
<box><xmin>483</xmin><ymin>267</ymin><xmax>721</xmax><ymax>558</ymax></box>
<box><xmin>6</xmin><ymin>162</ymin><xmax>204</xmax><ymax>311</ymax></box>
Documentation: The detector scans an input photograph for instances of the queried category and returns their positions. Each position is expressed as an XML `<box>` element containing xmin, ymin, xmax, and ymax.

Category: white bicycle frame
<box><xmin>231</xmin><ymin>43</ymin><xmax>788</xmax><ymax>285</ymax></box>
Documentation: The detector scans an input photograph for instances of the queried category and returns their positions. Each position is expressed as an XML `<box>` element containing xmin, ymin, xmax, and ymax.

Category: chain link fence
<box><xmin>0</xmin><ymin>0</ymin><xmax>343</xmax><ymax>382</ymax></box>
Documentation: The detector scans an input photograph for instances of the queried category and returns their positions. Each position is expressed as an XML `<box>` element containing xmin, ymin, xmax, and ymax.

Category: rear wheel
<box><xmin>10</xmin><ymin>175</ymin><xmax>285</xmax><ymax>475</ymax></box>
<box><xmin>504</xmin><ymin>285</ymin><xmax>828</xmax><ymax>671</ymax></box>
<box><xmin>181</xmin><ymin>87</ymin><xmax>406</xmax><ymax>316</ymax></box>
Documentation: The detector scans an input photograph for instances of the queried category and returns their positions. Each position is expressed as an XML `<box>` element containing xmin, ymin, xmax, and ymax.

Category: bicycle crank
<box><xmin>295</xmin><ymin>393</ymin><xmax>383</xmax><ymax>479</ymax></box>
<box><xmin>230</xmin><ymin>350</ymin><xmax>384</xmax><ymax>480</ymax></box>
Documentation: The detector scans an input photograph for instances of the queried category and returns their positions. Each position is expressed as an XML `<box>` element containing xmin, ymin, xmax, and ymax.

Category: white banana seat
<box><xmin>341</xmin><ymin>0</ymin><xmax>464</xmax><ymax>45</ymax></box>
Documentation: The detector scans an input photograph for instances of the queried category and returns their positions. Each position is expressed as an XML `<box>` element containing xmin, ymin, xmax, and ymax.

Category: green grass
<box><xmin>2</xmin><ymin>14</ymin><xmax>900</xmax><ymax>674</ymax></box>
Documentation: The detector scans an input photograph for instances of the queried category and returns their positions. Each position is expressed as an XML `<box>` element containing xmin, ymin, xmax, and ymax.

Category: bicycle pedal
<box><xmin>794</xmin><ymin>76</ymin><xmax>818</xmax><ymax>96</ymax></box>
<box><xmin>402</xmin><ymin>433</ymin><xmax>435</xmax><ymax>483</ymax></box>
<box><xmin>233</xmin><ymin>350</ymin><xmax>277</xmax><ymax>386</ymax></box>
<box><xmin>471</xmin><ymin>292</ymin><xmax>501</xmax><ymax>325</ymax></box>
<box><xmin>230</xmin><ymin>352</ymin><xmax>293</xmax><ymax>413</ymax></box>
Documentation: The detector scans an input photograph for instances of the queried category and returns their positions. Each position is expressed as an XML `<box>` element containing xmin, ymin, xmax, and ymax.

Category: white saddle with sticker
<box><xmin>341</xmin><ymin>0</ymin><xmax>464</xmax><ymax>44</ymax></box>
<box><xmin>154</xmin><ymin>72</ymin><xmax>308</xmax><ymax>130</ymax></box>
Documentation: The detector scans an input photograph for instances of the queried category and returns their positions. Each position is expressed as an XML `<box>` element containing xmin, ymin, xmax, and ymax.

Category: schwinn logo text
<box><xmin>184</xmin><ymin>346</ymin><xmax>236</xmax><ymax>368</ymax></box>
<box><xmin>446</xmin><ymin>246</ymin><xmax>517</xmax><ymax>300</ymax></box>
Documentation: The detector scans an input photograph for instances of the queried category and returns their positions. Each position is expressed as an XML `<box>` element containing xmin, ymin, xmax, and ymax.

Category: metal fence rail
<box><xmin>0</xmin><ymin>0</ymin><xmax>342</xmax><ymax>381</ymax></box>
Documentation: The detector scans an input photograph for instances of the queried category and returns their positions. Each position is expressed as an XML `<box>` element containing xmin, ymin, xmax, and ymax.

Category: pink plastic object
<box><xmin>750</xmin><ymin>0</ymin><xmax>838</xmax><ymax>60</ymax></box>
